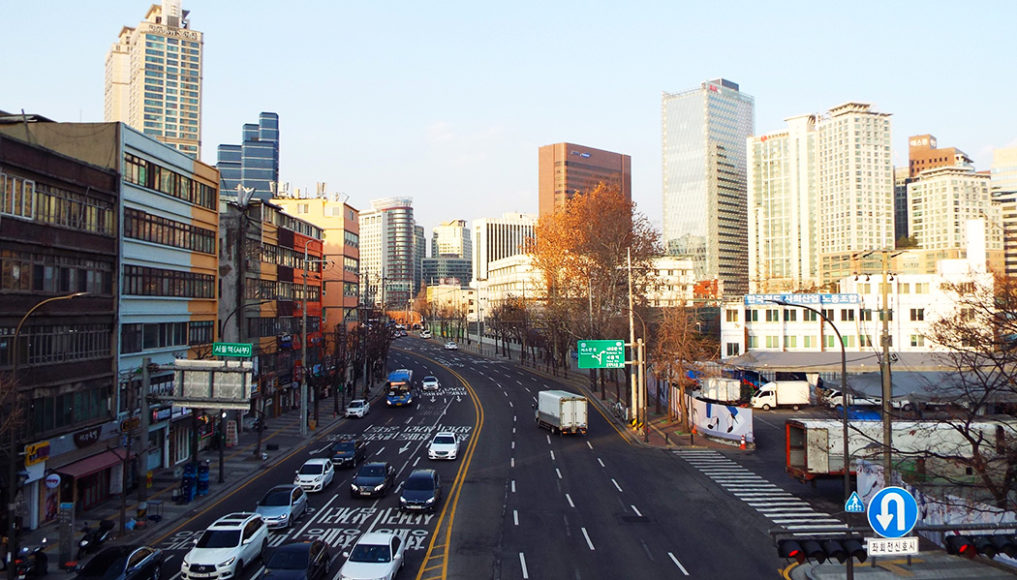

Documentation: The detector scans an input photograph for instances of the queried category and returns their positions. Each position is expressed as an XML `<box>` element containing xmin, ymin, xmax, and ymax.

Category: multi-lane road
<box><xmin>140</xmin><ymin>337</ymin><xmax>848</xmax><ymax>579</ymax></box>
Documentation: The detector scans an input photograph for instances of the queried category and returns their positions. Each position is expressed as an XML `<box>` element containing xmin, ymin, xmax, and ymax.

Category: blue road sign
<box><xmin>866</xmin><ymin>486</ymin><xmax>919</xmax><ymax>538</ymax></box>
<box><xmin>845</xmin><ymin>491</ymin><xmax>865</xmax><ymax>513</ymax></box>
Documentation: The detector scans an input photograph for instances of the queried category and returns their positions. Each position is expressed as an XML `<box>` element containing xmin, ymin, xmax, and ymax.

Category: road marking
<box><xmin>586</xmin><ymin>441</ymin><xmax>594</xmax><ymax>450</ymax></box>
<box><xmin>511</xmin><ymin>441</ymin><xmax>515</xmax><ymax>450</ymax></box>
<box><xmin>565</xmin><ymin>493</ymin><xmax>575</xmax><ymax>508</ymax></box>
<box><xmin>668</xmin><ymin>552</ymin><xmax>690</xmax><ymax>575</ymax></box>
<box><xmin>597</xmin><ymin>458</ymin><xmax>605</xmax><ymax>467</ymax></box>
<box><xmin>519</xmin><ymin>553</ymin><xmax>529</xmax><ymax>579</ymax></box>
<box><xmin>513</xmin><ymin>509</ymin><xmax>519</xmax><ymax>526</ymax></box>
<box><xmin>555</xmin><ymin>468</ymin><xmax>563</xmax><ymax>479</ymax></box>
<box><xmin>631</xmin><ymin>505</ymin><xmax>642</xmax><ymax>517</ymax></box>
<box><xmin>511</xmin><ymin>458</ymin><xmax>515</xmax><ymax>468</ymax></box>
<box><xmin>581</xmin><ymin>527</ymin><xmax>595</xmax><ymax>550</ymax></box>
<box><xmin>611</xmin><ymin>479</ymin><xmax>623</xmax><ymax>493</ymax></box>
<box><xmin>550</xmin><ymin>450</ymin><xmax>555</xmax><ymax>461</ymax></box>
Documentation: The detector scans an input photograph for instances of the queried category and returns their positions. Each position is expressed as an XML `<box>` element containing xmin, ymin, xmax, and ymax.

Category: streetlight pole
<box><xmin>300</xmin><ymin>240</ymin><xmax>315</xmax><ymax>438</ymax></box>
<box><xmin>7</xmin><ymin>291</ymin><xmax>87</xmax><ymax>580</ymax></box>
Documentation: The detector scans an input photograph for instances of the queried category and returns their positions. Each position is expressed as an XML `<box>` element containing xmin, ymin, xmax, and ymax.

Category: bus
<box><xmin>386</xmin><ymin>369</ymin><xmax>414</xmax><ymax>407</ymax></box>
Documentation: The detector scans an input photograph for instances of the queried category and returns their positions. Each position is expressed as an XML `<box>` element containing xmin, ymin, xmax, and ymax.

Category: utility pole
<box><xmin>627</xmin><ymin>249</ymin><xmax>637</xmax><ymax>418</ymax></box>
<box><xmin>880</xmin><ymin>250</ymin><xmax>893</xmax><ymax>477</ymax></box>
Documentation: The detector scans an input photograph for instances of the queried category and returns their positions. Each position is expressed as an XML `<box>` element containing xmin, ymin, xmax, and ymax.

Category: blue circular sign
<box><xmin>866</xmin><ymin>486</ymin><xmax>919</xmax><ymax>538</ymax></box>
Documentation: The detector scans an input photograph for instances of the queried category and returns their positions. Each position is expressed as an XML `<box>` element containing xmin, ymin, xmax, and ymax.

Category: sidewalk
<box><xmin>20</xmin><ymin>382</ymin><xmax>386</xmax><ymax>566</ymax></box>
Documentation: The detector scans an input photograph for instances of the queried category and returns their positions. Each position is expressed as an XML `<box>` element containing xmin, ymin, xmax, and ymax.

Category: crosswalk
<box><xmin>674</xmin><ymin>449</ymin><xmax>847</xmax><ymax>535</ymax></box>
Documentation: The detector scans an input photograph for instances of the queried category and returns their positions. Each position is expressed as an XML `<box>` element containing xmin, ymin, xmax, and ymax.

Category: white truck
<box><xmin>535</xmin><ymin>390</ymin><xmax>588</xmax><ymax>435</ymax></box>
<box><xmin>697</xmin><ymin>377</ymin><xmax>742</xmax><ymax>403</ymax></box>
<box><xmin>751</xmin><ymin>380</ymin><xmax>811</xmax><ymax>410</ymax></box>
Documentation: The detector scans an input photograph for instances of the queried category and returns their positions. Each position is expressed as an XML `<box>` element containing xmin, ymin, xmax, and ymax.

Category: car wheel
<box><xmin>152</xmin><ymin>564</ymin><xmax>162</xmax><ymax>580</ymax></box>
<box><xmin>261</xmin><ymin>539</ymin><xmax>268</xmax><ymax>560</ymax></box>
<box><xmin>236</xmin><ymin>560</ymin><xmax>245</xmax><ymax>574</ymax></box>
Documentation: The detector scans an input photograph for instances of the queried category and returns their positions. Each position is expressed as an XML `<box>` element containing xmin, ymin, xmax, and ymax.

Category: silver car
<box><xmin>255</xmin><ymin>485</ymin><xmax>307</xmax><ymax>530</ymax></box>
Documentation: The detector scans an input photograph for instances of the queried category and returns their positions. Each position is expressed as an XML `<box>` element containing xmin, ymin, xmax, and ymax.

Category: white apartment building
<box><xmin>817</xmin><ymin>103</ymin><xmax>895</xmax><ymax>283</ymax></box>
<box><xmin>471</xmin><ymin>213</ymin><xmax>536</xmax><ymax>283</ymax></box>
<box><xmin>105</xmin><ymin>0</ymin><xmax>202</xmax><ymax>158</ymax></box>
<box><xmin>908</xmin><ymin>166</ymin><xmax>999</xmax><ymax>252</ymax></box>
<box><xmin>747</xmin><ymin>115</ymin><xmax>819</xmax><ymax>293</ymax></box>
<box><xmin>432</xmin><ymin>219</ymin><xmax>471</xmax><ymax>258</ymax></box>
<box><xmin>720</xmin><ymin>256</ymin><xmax>992</xmax><ymax>360</ymax></box>
<box><xmin>646</xmin><ymin>256</ymin><xmax>698</xmax><ymax>307</ymax></box>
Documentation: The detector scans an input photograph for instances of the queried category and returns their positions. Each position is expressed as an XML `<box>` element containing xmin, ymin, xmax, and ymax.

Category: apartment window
<box><xmin>748</xmin><ymin>336</ymin><xmax>758</xmax><ymax>348</ymax></box>
<box><xmin>4</xmin><ymin>323</ymin><xmax>112</xmax><ymax>367</ymax></box>
<box><xmin>910</xmin><ymin>308</ymin><xmax>925</xmax><ymax>321</ymax></box>
<box><xmin>879</xmin><ymin>310</ymin><xmax>894</xmax><ymax>321</ymax></box>
<box><xmin>803</xmin><ymin>310</ymin><xmax>818</xmax><ymax>322</ymax></box>
<box><xmin>803</xmin><ymin>335</ymin><xmax>816</xmax><ymax>348</ymax></box>
<box><xmin>0</xmin><ymin>172</ymin><xmax>36</xmax><ymax>219</ymax></box>
<box><xmin>766</xmin><ymin>336</ymin><xmax>779</xmax><ymax>348</ymax></box>
<box><xmin>766</xmin><ymin>309</ymin><xmax>780</xmax><ymax>322</ymax></box>
<box><xmin>725</xmin><ymin>343</ymin><xmax>740</xmax><ymax>356</ymax></box>
<box><xmin>841</xmin><ymin>310</ymin><xmax>855</xmax><ymax>322</ymax></box>
<box><xmin>125</xmin><ymin>208</ymin><xmax>215</xmax><ymax>254</ymax></box>
<box><xmin>783</xmin><ymin>310</ymin><xmax>797</xmax><ymax>322</ymax></box>
<box><xmin>822</xmin><ymin>309</ymin><xmax>834</xmax><ymax>321</ymax></box>
<box><xmin>746</xmin><ymin>309</ymin><xmax>759</xmax><ymax>322</ymax></box>
<box><xmin>189</xmin><ymin>320</ymin><xmax>214</xmax><ymax>345</ymax></box>
<box><xmin>784</xmin><ymin>336</ymin><xmax>797</xmax><ymax>348</ymax></box>
<box><xmin>860</xmin><ymin>309</ymin><xmax>873</xmax><ymax>321</ymax></box>
<box><xmin>910</xmin><ymin>335</ymin><xmax>925</xmax><ymax>347</ymax></box>
<box><xmin>725</xmin><ymin>309</ymin><xmax>739</xmax><ymax>323</ymax></box>
<box><xmin>860</xmin><ymin>335</ymin><xmax>873</xmax><ymax>347</ymax></box>
<box><xmin>123</xmin><ymin>265</ymin><xmax>214</xmax><ymax>298</ymax></box>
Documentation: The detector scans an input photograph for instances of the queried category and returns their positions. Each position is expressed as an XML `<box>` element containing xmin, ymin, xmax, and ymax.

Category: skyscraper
<box><xmin>662</xmin><ymin>79</ymin><xmax>754</xmax><ymax>296</ymax></box>
<box><xmin>471</xmin><ymin>213</ymin><xmax>536</xmax><ymax>283</ymax></box>
<box><xmin>217</xmin><ymin>112</ymin><xmax>280</xmax><ymax>202</ymax></box>
<box><xmin>991</xmin><ymin>146</ymin><xmax>1017</xmax><ymax>277</ymax></box>
<box><xmin>105</xmin><ymin>0</ymin><xmax>203</xmax><ymax>158</ymax></box>
<box><xmin>359</xmin><ymin>198</ymin><xmax>417</xmax><ymax>310</ymax></box>
<box><xmin>431</xmin><ymin>219</ymin><xmax>471</xmax><ymax>258</ymax></box>
<box><xmin>538</xmin><ymin>143</ymin><xmax>631</xmax><ymax>217</ymax></box>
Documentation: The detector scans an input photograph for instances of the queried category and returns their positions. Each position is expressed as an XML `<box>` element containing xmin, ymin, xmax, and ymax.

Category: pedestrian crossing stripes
<box><xmin>674</xmin><ymin>449</ymin><xmax>847</xmax><ymax>535</ymax></box>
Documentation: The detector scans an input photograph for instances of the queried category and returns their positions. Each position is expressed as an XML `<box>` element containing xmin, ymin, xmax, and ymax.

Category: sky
<box><xmin>4</xmin><ymin>0</ymin><xmax>1017</xmax><ymax>236</ymax></box>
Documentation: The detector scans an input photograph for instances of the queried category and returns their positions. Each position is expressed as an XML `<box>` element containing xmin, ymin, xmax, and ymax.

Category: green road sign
<box><xmin>212</xmin><ymin>342</ymin><xmax>253</xmax><ymax>357</ymax></box>
<box><xmin>577</xmin><ymin>339</ymin><xmax>626</xmax><ymax>369</ymax></box>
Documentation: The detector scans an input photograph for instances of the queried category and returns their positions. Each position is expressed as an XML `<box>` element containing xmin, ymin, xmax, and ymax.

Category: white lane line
<box><xmin>511</xmin><ymin>458</ymin><xmax>515</xmax><ymax>468</ymax></box>
<box><xmin>581</xmin><ymin>527</ymin><xmax>596</xmax><ymax>550</ymax></box>
<box><xmin>546</xmin><ymin>434</ymin><xmax>551</xmax><ymax>445</ymax></box>
<box><xmin>511</xmin><ymin>480</ymin><xmax>516</xmax><ymax>493</ymax></box>
<box><xmin>565</xmin><ymin>493</ymin><xmax>575</xmax><ymax>508</ymax></box>
<box><xmin>586</xmin><ymin>441</ymin><xmax>594</xmax><ymax>450</ymax></box>
<box><xmin>555</xmin><ymin>468</ymin><xmax>563</xmax><ymax>479</ymax></box>
<box><xmin>631</xmin><ymin>505</ymin><xmax>642</xmax><ymax>517</ymax></box>
<box><xmin>511</xmin><ymin>441</ymin><xmax>515</xmax><ymax>450</ymax></box>
<box><xmin>294</xmin><ymin>493</ymin><xmax>340</xmax><ymax>537</ymax></box>
<box><xmin>519</xmin><ymin>553</ymin><xmax>529</xmax><ymax>579</ymax></box>
<box><xmin>513</xmin><ymin>509</ymin><xmax>519</xmax><ymax>526</ymax></box>
<box><xmin>550</xmin><ymin>450</ymin><xmax>556</xmax><ymax>461</ymax></box>
<box><xmin>611</xmin><ymin>479</ymin><xmax>623</xmax><ymax>492</ymax></box>
<box><xmin>668</xmin><ymin>552</ymin><xmax>690</xmax><ymax>575</ymax></box>
<box><xmin>597</xmin><ymin>458</ymin><xmax>605</xmax><ymax>468</ymax></box>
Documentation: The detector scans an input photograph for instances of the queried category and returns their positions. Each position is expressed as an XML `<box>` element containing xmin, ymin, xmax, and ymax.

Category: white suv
<box><xmin>181</xmin><ymin>512</ymin><xmax>268</xmax><ymax>580</ymax></box>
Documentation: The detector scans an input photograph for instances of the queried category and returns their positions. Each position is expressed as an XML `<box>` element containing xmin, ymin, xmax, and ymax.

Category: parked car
<box><xmin>421</xmin><ymin>375</ymin><xmax>440</xmax><ymax>391</ymax></box>
<box><xmin>350</xmin><ymin>462</ymin><xmax>395</xmax><ymax>498</ymax></box>
<box><xmin>76</xmin><ymin>545</ymin><xmax>164</xmax><ymax>580</ymax></box>
<box><xmin>345</xmin><ymin>399</ymin><xmax>370</xmax><ymax>418</ymax></box>
<box><xmin>181</xmin><ymin>513</ymin><xmax>267</xmax><ymax>580</ymax></box>
<box><xmin>443</xmin><ymin>341</ymin><xmax>458</xmax><ymax>350</ymax></box>
<box><xmin>260</xmin><ymin>540</ymin><xmax>330</xmax><ymax>580</ymax></box>
<box><xmin>338</xmin><ymin>532</ymin><xmax>404</xmax><ymax>580</ymax></box>
<box><xmin>427</xmin><ymin>431</ymin><xmax>460</xmax><ymax>460</ymax></box>
<box><xmin>255</xmin><ymin>485</ymin><xmax>308</xmax><ymax>530</ymax></box>
<box><xmin>399</xmin><ymin>469</ymin><xmax>441</xmax><ymax>513</ymax></box>
<box><xmin>294</xmin><ymin>458</ymin><xmax>335</xmax><ymax>492</ymax></box>
<box><xmin>330</xmin><ymin>436</ymin><xmax>367</xmax><ymax>468</ymax></box>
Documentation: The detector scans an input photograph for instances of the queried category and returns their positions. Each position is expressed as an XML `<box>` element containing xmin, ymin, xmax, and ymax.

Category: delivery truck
<box><xmin>535</xmin><ymin>390</ymin><xmax>588</xmax><ymax>435</ymax></box>
<box><xmin>697</xmin><ymin>377</ymin><xmax>742</xmax><ymax>403</ymax></box>
<box><xmin>751</xmin><ymin>380</ymin><xmax>811</xmax><ymax>410</ymax></box>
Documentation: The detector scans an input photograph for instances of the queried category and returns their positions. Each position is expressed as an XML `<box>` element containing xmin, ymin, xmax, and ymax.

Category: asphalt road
<box><xmin>140</xmin><ymin>338</ymin><xmax>852</xmax><ymax>579</ymax></box>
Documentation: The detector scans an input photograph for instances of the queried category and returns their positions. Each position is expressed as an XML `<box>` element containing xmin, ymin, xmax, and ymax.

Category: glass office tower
<box><xmin>217</xmin><ymin>112</ymin><xmax>280</xmax><ymax>202</ymax></box>
<box><xmin>662</xmin><ymin>79</ymin><xmax>754</xmax><ymax>297</ymax></box>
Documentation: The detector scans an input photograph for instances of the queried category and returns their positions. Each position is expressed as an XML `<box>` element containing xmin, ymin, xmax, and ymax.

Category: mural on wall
<box><xmin>688</xmin><ymin>396</ymin><xmax>754</xmax><ymax>442</ymax></box>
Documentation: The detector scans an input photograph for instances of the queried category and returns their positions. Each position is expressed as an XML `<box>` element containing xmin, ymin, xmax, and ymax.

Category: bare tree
<box><xmin>650</xmin><ymin>307</ymin><xmax>719</xmax><ymax>431</ymax></box>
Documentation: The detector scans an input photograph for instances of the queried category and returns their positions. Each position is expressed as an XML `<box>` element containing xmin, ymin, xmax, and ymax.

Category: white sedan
<box><xmin>427</xmin><ymin>431</ymin><xmax>460</xmax><ymax>460</ymax></box>
<box><xmin>294</xmin><ymin>458</ymin><xmax>335</xmax><ymax>492</ymax></box>
<box><xmin>346</xmin><ymin>399</ymin><xmax>370</xmax><ymax>418</ymax></box>
<box><xmin>339</xmin><ymin>531</ymin><xmax>405</xmax><ymax>580</ymax></box>
<box><xmin>443</xmin><ymin>341</ymin><xmax>458</xmax><ymax>350</ymax></box>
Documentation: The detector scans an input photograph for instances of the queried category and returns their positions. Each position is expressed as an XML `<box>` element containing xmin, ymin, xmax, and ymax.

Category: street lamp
<box><xmin>8</xmin><ymin>291</ymin><xmax>87</xmax><ymax>580</ymax></box>
<box><xmin>218</xmin><ymin>410</ymin><xmax>227</xmax><ymax>483</ymax></box>
<box><xmin>769</xmin><ymin>299</ymin><xmax>851</xmax><ymax>506</ymax></box>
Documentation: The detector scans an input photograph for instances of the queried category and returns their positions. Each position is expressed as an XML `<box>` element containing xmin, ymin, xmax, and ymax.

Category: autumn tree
<box><xmin>651</xmin><ymin>306</ymin><xmax>719</xmax><ymax>430</ymax></box>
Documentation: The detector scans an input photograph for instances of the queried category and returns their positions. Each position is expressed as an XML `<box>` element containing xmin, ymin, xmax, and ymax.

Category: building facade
<box><xmin>662</xmin><ymin>79</ymin><xmax>754</xmax><ymax>296</ymax></box>
<box><xmin>471</xmin><ymin>213</ymin><xmax>536</xmax><ymax>283</ymax></box>
<box><xmin>358</xmin><ymin>198</ymin><xmax>416</xmax><ymax>311</ymax></box>
<box><xmin>431</xmin><ymin>219</ymin><xmax>471</xmax><ymax>258</ymax></box>
<box><xmin>907</xmin><ymin>134</ymin><xmax>972</xmax><ymax>179</ymax></box>
<box><xmin>537</xmin><ymin>143</ymin><xmax>631</xmax><ymax>217</ymax></box>
<box><xmin>991</xmin><ymin>146</ymin><xmax>1017</xmax><ymax>278</ymax></box>
<box><xmin>746</xmin><ymin>115</ymin><xmax>819</xmax><ymax>293</ymax></box>
<box><xmin>217</xmin><ymin>112</ymin><xmax>280</xmax><ymax>203</ymax></box>
<box><xmin>907</xmin><ymin>166</ymin><xmax>997</xmax><ymax>254</ymax></box>
<box><xmin>105</xmin><ymin>0</ymin><xmax>203</xmax><ymax>158</ymax></box>
<box><xmin>421</xmin><ymin>258</ymin><xmax>472</xmax><ymax>288</ymax></box>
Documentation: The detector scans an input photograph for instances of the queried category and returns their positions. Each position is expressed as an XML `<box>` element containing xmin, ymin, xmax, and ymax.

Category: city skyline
<box><xmin>5</xmin><ymin>1</ymin><xmax>1017</xmax><ymax>235</ymax></box>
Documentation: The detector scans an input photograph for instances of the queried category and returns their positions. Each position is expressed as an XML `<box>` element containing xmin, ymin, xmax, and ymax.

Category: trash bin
<box><xmin>197</xmin><ymin>461</ymin><xmax>210</xmax><ymax>496</ymax></box>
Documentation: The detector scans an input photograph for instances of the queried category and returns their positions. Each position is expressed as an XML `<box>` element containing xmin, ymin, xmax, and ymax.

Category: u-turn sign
<box><xmin>866</xmin><ymin>486</ymin><xmax>919</xmax><ymax>538</ymax></box>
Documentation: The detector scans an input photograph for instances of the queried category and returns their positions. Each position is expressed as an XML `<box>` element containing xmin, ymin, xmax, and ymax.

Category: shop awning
<box><xmin>56</xmin><ymin>450</ymin><xmax>131</xmax><ymax>479</ymax></box>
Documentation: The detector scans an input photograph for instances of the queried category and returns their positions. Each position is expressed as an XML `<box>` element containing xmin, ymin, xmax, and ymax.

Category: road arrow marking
<box><xmin>399</xmin><ymin>442</ymin><xmax>411</xmax><ymax>454</ymax></box>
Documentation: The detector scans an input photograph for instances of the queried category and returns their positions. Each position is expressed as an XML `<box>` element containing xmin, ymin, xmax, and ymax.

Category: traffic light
<box><xmin>944</xmin><ymin>534</ymin><xmax>975</xmax><ymax>558</ymax></box>
<box><xmin>946</xmin><ymin>534</ymin><xmax>1017</xmax><ymax>560</ymax></box>
<box><xmin>990</xmin><ymin>535</ymin><xmax>1017</xmax><ymax>558</ymax></box>
<box><xmin>776</xmin><ymin>536</ymin><xmax>866</xmax><ymax>565</ymax></box>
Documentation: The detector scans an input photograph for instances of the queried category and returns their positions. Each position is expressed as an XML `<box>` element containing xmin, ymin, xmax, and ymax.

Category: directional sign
<box><xmin>845</xmin><ymin>491</ymin><xmax>864</xmax><ymax>513</ymax></box>
<box><xmin>577</xmin><ymin>340</ymin><xmax>626</xmax><ymax>369</ymax></box>
<box><xmin>212</xmin><ymin>342</ymin><xmax>253</xmax><ymax>357</ymax></box>
<box><xmin>867</xmin><ymin>486</ymin><xmax>919</xmax><ymax>538</ymax></box>
<box><xmin>866</xmin><ymin>536</ymin><xmax>919</xmax><ymax>556</ymax></box>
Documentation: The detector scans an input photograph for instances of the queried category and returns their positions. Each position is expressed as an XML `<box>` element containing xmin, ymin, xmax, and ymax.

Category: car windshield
<box><xmin>196</xmin><ymin>530</ymin><xmax>241</xmax><ymax>548</ymax></box>
<box><xmin>266</xmin><ymin>548</ymin><xmax>309</xmax><ymax>570</ymax></box>
<box><xmin>333</xmin><ymin>441</ymin><xmax>355</xmax><ymax>452</ymax></box>
<box><xmin>349</xmin><ymin>543</ymin><xmax>391</xmax><ymax>563</ymax></box>
<box><xmin>299</xmin><ymin>463</ymin><xmax>324</xmax><ymax>475</ymax></box>
<box><xmin>79</xmin><ymin>550</ymin><xmax>129</xmax><ymax>578</ymax></box>
<box><xmin>349</xmin><ymin>401</ymin><xmax>364</xmax><ymax>408</ymax></box>
<box><xmin>424</xmin><ymin>376</ymin><xmax>437</xmax><ymax>383</ymax></box>
<box><xmin>260</xmin><ymin>490</ymin><xmax>292</xmax><ymax>506</ymax></box>
<box><xmin>360</xmin><ymin>465</ymin><xmax>386</xmax><ymax>477</ymax></box>
<box><xmin>433</xmin><ymin>436</ymin><xmax>455</xmax><ymax>445</ymax></box>
<box><xmin>404</xmin><ymin>475</ymin><xmax>434</xmax><ymax>491</ymax></box>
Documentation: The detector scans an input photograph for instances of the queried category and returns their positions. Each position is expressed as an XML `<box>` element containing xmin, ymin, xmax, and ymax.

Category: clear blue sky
<box><xmin>4</xmin><ymin>0</ymin><xmax>1015</xmax><ymax>234</ymax></box>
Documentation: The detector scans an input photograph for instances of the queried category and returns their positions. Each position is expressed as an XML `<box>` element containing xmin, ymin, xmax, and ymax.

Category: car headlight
<box><xmin>400</xmin><ymin>497</ymin><xmax>407</xmax><ymax>504</ymax></box>
<box><xmin>351</xmin><ymin>483</ymin><xmax>358</xmax><ymax>491</ymax></box>
<box><xmin>373</xmin><ymin>483</ymin><xmax>385</xmax><ymax>491</ymax></box>
<box><xmin>218</xmin><ymin>557</ymin><xmax>237</xmax><ymax>568</ymax></box>
<box><xmin>425</xmin><ymin>497</ymin><xmax>435</xmax><ymax>504</ymax></box>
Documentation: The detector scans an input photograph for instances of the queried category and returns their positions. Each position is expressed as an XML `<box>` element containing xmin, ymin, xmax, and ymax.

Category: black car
<box><xmin>260</xmin><ymin>540</ymin><xmax>330</xmax><ymax>580</ymax></box>
<box><xmin>330</xmin><ymin>436</ymin><xmax>367</xmax><ymax>468</ymax></box>
<box><xmin>399</xmin><ymin>469</ymin><xmax>441</xmax><ymax>513</ymax></box>
<box><xmin>350</xmin><ymin>461</ymin><xmax>394</xmax><ymax>498</ymax></box>
<box><xmin>76</xmin><ymin>545</ymin><xmax>164</xmax><ymax>580</ymax></box>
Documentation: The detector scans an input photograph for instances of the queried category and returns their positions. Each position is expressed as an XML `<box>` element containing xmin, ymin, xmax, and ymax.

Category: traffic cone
<box><xmin>691</xmin><ymin>423</ymin><xmax>697</xmax><ymax>435</ymax></box>
<box><xmin>739</xmin><ymin>434</ymin><xmax>746</xmax><ymax>450</ymax></box>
